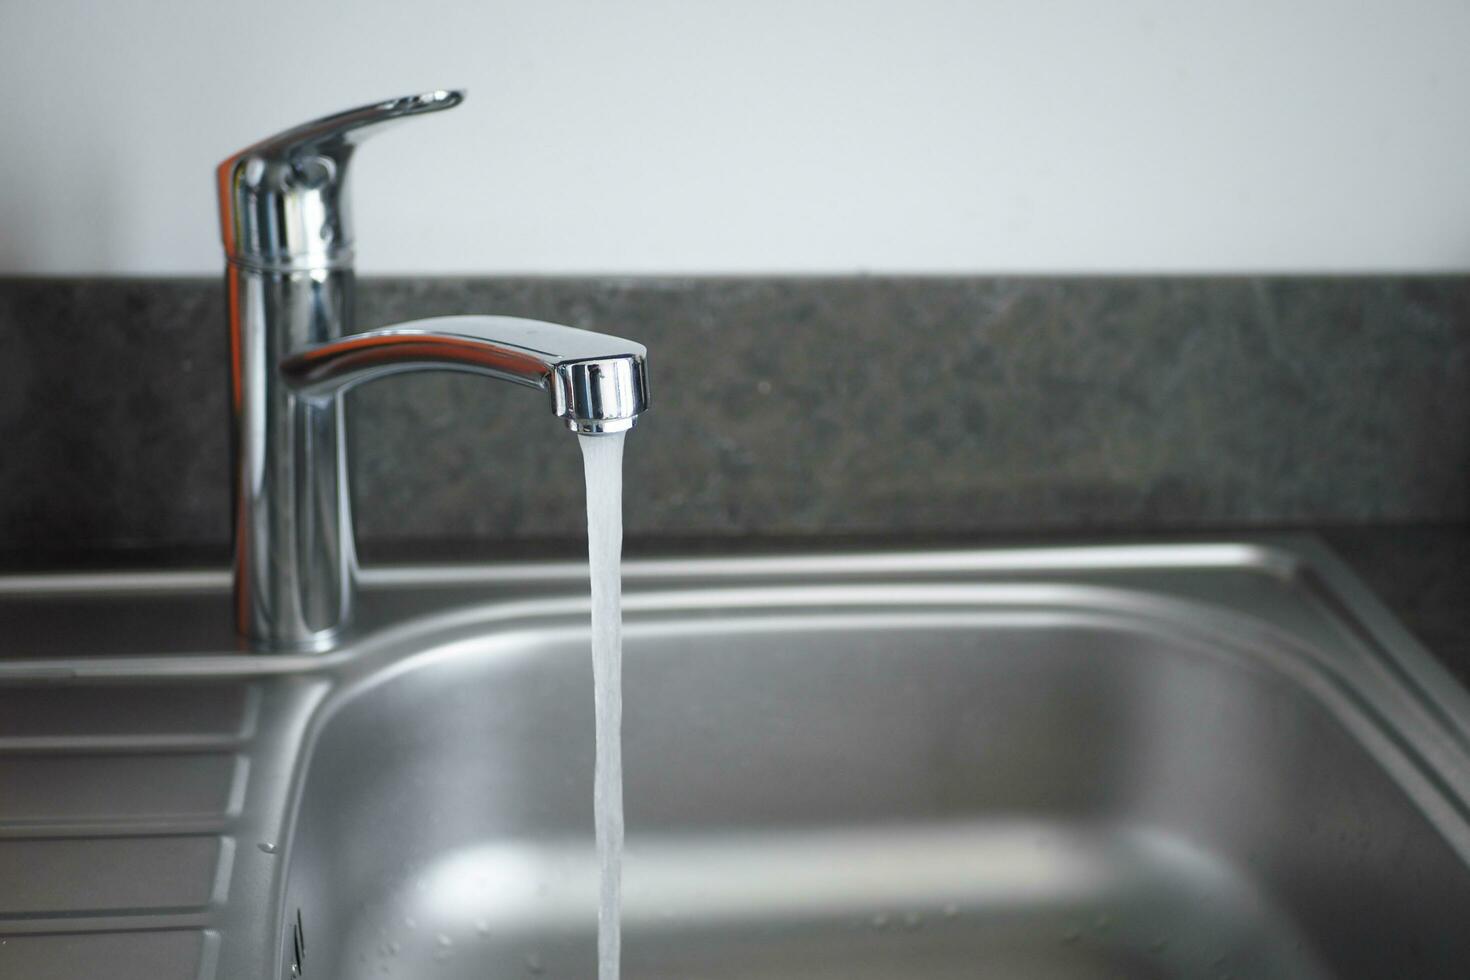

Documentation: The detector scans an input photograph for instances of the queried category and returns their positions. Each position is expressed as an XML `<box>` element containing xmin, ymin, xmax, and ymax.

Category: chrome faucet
<box><xmin>216</xmin><ymin>91</ymin><xmax>649</xmax><ymax>652</ymax></box>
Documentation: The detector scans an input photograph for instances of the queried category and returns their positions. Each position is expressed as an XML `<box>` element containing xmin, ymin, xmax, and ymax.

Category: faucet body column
<box><xmin>226</xmin><ymin>264</ymin><xmax>356</xmax><ymax>650</ymax></box>
<box><xmin>217</xmin><ymin>91</ymin><xmax>465</xmax><ymax>651</ymax></box>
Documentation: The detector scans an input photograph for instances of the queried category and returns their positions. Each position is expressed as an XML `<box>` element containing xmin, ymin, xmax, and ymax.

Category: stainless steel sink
<box><xmin>2</xmin><ymin>540</ymin><xmax>1469</xmax><ymax>979</ymax></box>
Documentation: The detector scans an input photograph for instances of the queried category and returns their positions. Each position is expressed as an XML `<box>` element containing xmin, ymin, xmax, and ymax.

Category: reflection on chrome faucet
<box><xmin>217</xmin><ymin>91</ymin><xmax>649</xmax><ymax>652</ymax></box>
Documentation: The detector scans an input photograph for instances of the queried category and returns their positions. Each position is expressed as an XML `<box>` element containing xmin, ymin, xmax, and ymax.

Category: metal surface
<box><xmin>281</xmin><ymin>315</ymin><xmax>648</xmax><ymax>433</ymax></box>
<box><xmin>216</xmin><ymin>92</ymin><xmax>649</xmax><ymax>652</ymax></box>
<box><xmin>1</xmin><ymin>540</ymin><xmax>1469</xmax><ymax>978</ymax></box>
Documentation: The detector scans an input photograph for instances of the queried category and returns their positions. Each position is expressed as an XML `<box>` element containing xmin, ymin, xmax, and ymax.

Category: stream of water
<box><xmin>580</xmin><ymin>430</ymin><xmax>627</xmax><ymax>980</ymax></box>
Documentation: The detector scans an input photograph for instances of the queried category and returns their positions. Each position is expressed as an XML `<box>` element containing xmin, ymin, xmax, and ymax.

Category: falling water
<box><xmin>580</xmin><ymin>431</ymin><xmax>627</xmax><ymax>980</ymax></box>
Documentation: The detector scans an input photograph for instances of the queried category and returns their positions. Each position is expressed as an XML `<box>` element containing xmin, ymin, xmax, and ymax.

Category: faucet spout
<box><xmin>281</xmin><ymin>315</ymin><xmax>649</xmax><ymax>434</ymax></box>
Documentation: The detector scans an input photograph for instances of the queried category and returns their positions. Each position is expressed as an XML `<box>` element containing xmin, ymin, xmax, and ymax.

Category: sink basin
<box><xmin>275</xmin><ymin>543</ymin><xmax>1470</xmax><ymax>979</ymax></box>
<box><xmin>2</xmin><ymin>540</ymin><xmax>1468</xmax><ymax>979</ymax></box>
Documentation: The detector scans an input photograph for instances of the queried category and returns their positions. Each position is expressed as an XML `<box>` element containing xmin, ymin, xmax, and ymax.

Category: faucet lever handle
<box><xmin>233</xmin><ymin>90</ymin><xmax>465</xmax><ymax>163</ymax></box>
<box><xmin>217</xmin><ymin>89</ymin><xmax>465</xmax><ymax>269</ymax></box>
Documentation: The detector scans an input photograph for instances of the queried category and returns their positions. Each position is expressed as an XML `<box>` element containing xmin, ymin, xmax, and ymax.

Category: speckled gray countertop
<box><xmin>3</xmin><ymin>276</ymin><xmax>1468</xmax><ymax>557</ymax></box>
<box><xmin>2</xmin><ymin>275</ymin><xmax>1466</xmax><ymax>691</ymax></box>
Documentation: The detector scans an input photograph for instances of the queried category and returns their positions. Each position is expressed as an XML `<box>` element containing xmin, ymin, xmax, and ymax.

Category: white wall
<box><xmin>2</xmin><ymin>0</ymin><xmax>1467</xmax><ymax>275</ymax></box>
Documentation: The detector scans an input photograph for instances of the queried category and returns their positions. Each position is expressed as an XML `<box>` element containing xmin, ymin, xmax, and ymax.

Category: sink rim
<box><xmin>2</xmin><ymin>535</ymin><xmax>1466</xmax><ymax>761</ymax></box>
<box><xmin>4</xmin><ymin>535</ymin><xmax>1468</xmax><ymax>790</ymax></box>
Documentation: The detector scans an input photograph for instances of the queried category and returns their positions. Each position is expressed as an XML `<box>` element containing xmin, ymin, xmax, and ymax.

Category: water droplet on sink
<box><xmin>903</xmin><ymin>912</ymin><xmax>923</xmax><ymax>931</ymax></box>
<box><xmin>1150</xmin><ymin>938</ymin><xmax>1168</xmax><ymax>953</ymax></box>
<box><xmin>404</xmin><ymin>917</ymin><xmax>417</xmax><ymax>930</ymax></box>
<box><xmin>436</xmin><ymin>934</ymin><xmax>453</xmax><ymax>948</ymax></box>
<box><xmin>525</xmin><ymin>951</ymin><xmax>544</xmax><ymax>974</ymax></box>
<box><xmin>942</xmin><ymin>903</ymin><xmax>959</xmax><ymax>919</ymax></box>
<box><xmin>871</xmin><ymin>912</ymin><xmax>890</xmax><ymax>930</ymax></box>
<box><xmin>1062</xmin><ymin>928</ymin><xmax>1081</xmax><ymax>943</ymax></box>
<box><xmin>257</xmin><ymin>841</ymin><xmax>277</xmax><ymax>854</ymax></box>
<box><xmin>475</xmin><ymin>919</ymin><xmax>490</xmax><ymax>937</ymax></box>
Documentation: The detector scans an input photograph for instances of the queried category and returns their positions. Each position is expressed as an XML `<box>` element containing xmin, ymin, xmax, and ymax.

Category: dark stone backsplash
<box><xmin>1</xmin><ymin>275</ymin><xmax>1467</xmax><ymax>560</ymax></box>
